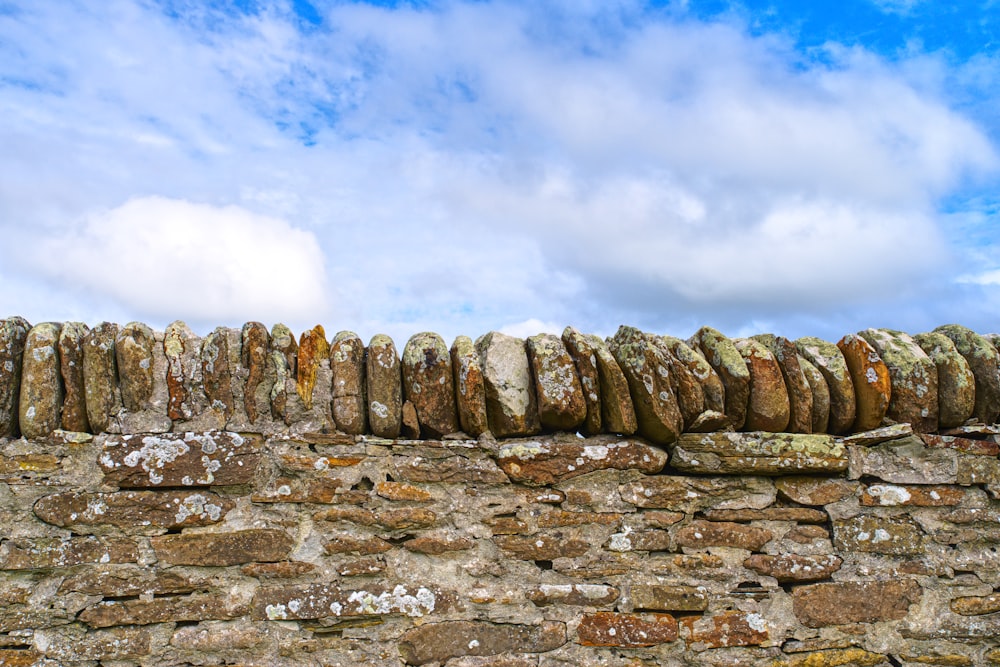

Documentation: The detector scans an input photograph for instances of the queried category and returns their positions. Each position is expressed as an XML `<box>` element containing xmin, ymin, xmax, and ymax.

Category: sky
<box><xmin>1</xmin><ymin>0</ymin><xmax>998</xmax><ymax>345</ymax></box>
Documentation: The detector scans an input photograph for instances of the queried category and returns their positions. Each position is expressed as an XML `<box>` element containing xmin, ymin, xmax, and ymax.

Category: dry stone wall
<box><xmin>0</xmin><ymin>317</ymin><xmax>999</xmax><ymax>665</ymax></box>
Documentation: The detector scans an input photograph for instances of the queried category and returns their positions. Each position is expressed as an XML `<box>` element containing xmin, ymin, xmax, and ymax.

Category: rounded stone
<box><xmin>934</xmin><ymin>324</ymin><xmax>1000</xmax><ymax>425</ymax></box>
<box><xmin>734</xmin><ymin>338</ymin><xmax>790</xmax><ymax>432</ymax></box>
<box><xmin>240</xmin><ymin>322</ymin><xmax>270</xmax><ymax>423</ymax></box>
<box><xmin>798</xmin><ymin>355</ymin><xmax>830</xmax><ymax>434</ymax></box>
<box><xmin>450</xmin><ymin>335</ymin><xmax>488</xmax><ymax>437</ymax></box>
<box><xmin>651</xmin><ymin>337</ymin><xmax>704</xmax><ymax>430</ymax></box>
<box><xmin>58</xmin><ymin>321</ymin><xmax>91</xmax><ymax>433</ymax></box>
<box><xmin>19</xmin><ymin>322</ymin><xmax>63</xmax><ymax>439</ymax></box>
<box><xmin>752</xmin><ymin>334</ymin><xmax>814</xmax><ymax>434</ymax></box>
<box><xmin>859</xmin><ymin>328</ymin><xmax>937</xmax><ymax>433</ymax></box>
<box><xmin>330</xmin><ymin>331</ymin><xmax>367</xmax><ymax>435</ymax></box>
<box><xmin>608</xmin><ymin>326</ymin><xmax>682</xmax><ymax>446</ymax></box>
<box><xmin>561</xmin><ymin>327</ymin><xmax>603</xmax><ymax>435</ymax></box>
<box><xmin>475</xmin><ymin>331</ymin><xmax>541</xmax><ymax>438</ymax></box>
<box><xmin>0</xmin><ymin>316</ymin><xmax>30</xmax><ymax>438</ymax></box>
<box><xmin>689</xmin><ymin>326</ymin><xmax>750</xmax><ymax>430</ymax></box>
<box><xmin>83</xmin><ymin>322</ymin><xmax>122</xmax><ymax>433</ymax></box>
<box><xmin>795</xmin><ymin>337</ymin><xmax>855</xmax><ymax>434</ymax></box>
<box><xmin>366</xmin><ymin>334</ymin><xmax>402</xmax><ymax>438</ymax></box>
<box><xmin>585</xmin><ymin>333</ymin><xmax>637</xmax><ymax>435</ymax></box>
<box><xmin>913</xmin><ymin>332</ymin><xmax>975</xmax><ymax>428</ymax></box>
<box><xmin>402</xmin><ymin>332</ymin><xmax>459</xmax><ymax>438</ymax></box>
<box><xmin>838</xmin><ymin>333</ymin><xmax>891</xmax><ymax>432</ymax></box>
<box><xmin>116</xmin><ymin>322</ymin><xmax>156</xmax><ymax>413</ymax></box>
<box><xmin>527</xmin><ymin>333</ymin><xmax>586</xmax><ymax>431</ymax></box>
<box><xmin>662</xmin><ymin>335</ymin><xmax>726</xmax><ymax>416</ymax></box>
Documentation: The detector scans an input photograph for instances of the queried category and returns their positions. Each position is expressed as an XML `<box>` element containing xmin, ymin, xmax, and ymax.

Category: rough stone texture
<box><xmin>838</xmin><ymin>333</ymin><xmax>891</xmax><ymax>432</ymax></box>
<box><xmin>18</xmin><ymin>322</ymin><xmax>62</xmax><ymax>439</ymax></box>
<box><xmin>152</xmin><ymin>529</ymin><xmax>293</xmax><ymax>566</ymax></box>
<box><xmin>674</xmin><ymin>520</ymin><xmax>773</xmax><ymax>551</ymax></box>
<box><xmin>743</xmin><ymin>553</ymin><xmax>842</xmax><ymax>582</ymax></box>
<box><xmin>735</xmin><ymin>338</ymin><xmax>790</xmax><ymax>432</ymax></box>
<box><xmin>330</xmin><ymin>330</ymin><xmax>367</xmax><ymax>435</ymax></box>
<box><xmin>84</xmin><ymin>321</ymin><xmax>124</xmax><ymax>433</ymax></box>
<box><xmin>295</xmin><ymin>325</ymin><xmax>328</xmax><ymax>412</ymax></box>
<box><xmin>792</xmin><ymin>580</ymin><xmax>922</xmax><ymax>627</ymax></box>
<box><xmin>689</xmin><ymin>326</ymin><xmax>750</xmax><ymax>429</ymax></box>
<box><xmin>476</xmin><ymin>332</ymin><xmax>540</xmax><ymax>438</ymax></box>
<box><xmin>268</xmin><ymin>323</ymin><xmax>297</xmax><ymax>424</ymax></box>
<box><xmin>526</xmin><ymin>333</ymin><xmax>586</xmax><ymax>431</ymax></box>
<box><xmin>752</xmin><ymin>334</ymin><xmax>814</xmax><ymax>433</ymax></box>
<box><xmin>680</xmin><ymin>611</ymin><xmax>769</xmax><ymax>649</ymax></box>
<box><xmin>58</xmin><ymin>321</ymin><xmax>90</xmax><ymax>433</ymax></box>
<box><xmin>798</xmin><ymin>355</ymin><xmax>831</xmax><ymax>434</ymax></box>
<box><xmin>451</xmin><ymin>335</ymin><xmax>488</xmax><ymax>437</ymax></box>
<box><xmin>399</xmin><ymin>620</ymin><xmax>566</xmax><ymax>665</ymax></box>
<box><xmin>241</xmin><ymin>321</ymin><xmax>270</xmax><ymax>424</ymax></box>
<box><xmin>402</xmin><ymin>332</ymin><xmax>460</xmax><ymax>438</ymax></box>
<box><xmin>0</xmin><ymin>316</ymin><xmax>29</xmax><ymax>438</ymax></box>
<box><xmin>621</xmin><ymin>475</ymin><xmax>776</xmax><ymax>512</ymax></box>
<box><xmin>860</xmin><ymin>328</ymin><xmax>938</xmax><ymax>433</ymax></box>
<box><xmin>561</xmin><ymin>327</ymin><xmax>602</xmax><ymax>435</ymax></box>
<box><xmin>630</xmin><ymin>584</ymin><xmax>708</xmax><ymax>611</ymax></box>
<box><xmin>99</xmin><ymin>431</ymin><xmax>262</xmax><ymax>487</ymax></box>
<box><xmin>527</xmin><ymin>583</ymin><xmax>619</xmax><ymax>607</ymax></box>
<box><xmin>913</xmin><ymin>332</ymin><xmax>976</xmax><ymax>428</ymax></box>
<box><xmin>776</xmin><ymin>476</ymin><xmax>857</xmax><ymax>505</ymax></box>
<box><xmin>497</xmin><ymin>434</ymin><xmax>666</xmax><ymax>485</ymax></box>
<box><xmin>0</xmin><ymin>536</ymin><xmax>139</xmax><ymax>569</ymax></box>
<box><xmin>795</xmin><ymin>337</ymin><xmax>855</xmax><ymax>434</ymax></box>
<box><xmin>934</xmin><ymin>324</ymin><xmax>1000</xmax><ymax>425</ymax></box>
<box><xmin>115</xmin><ymin>322</ymin><xmax>172</xmax><ymax>434</ymax></box>
<box><xmin>34</xmin><ymin>490</ymin><xmax>232</xmax><ymax>533</ymax></box>
<box><xmin>367</xmin><ymin>333</ymin><xmax>402</xmax><ymax>438</ymax></box>
<box><xmin>202</xmin><ymin>326</ymin><xmax>236</xmax><ymax>422</ymax></box>
<box><xmin>663</xmin><ymin>335</ymin><xmax>726</xmax><ymax>416</ymax></box>
<box><xmin>670</xmin><ymin>431</ymin><xmax>847</xmax><ymax>475</ymax></box>
<box><xmin>586</xmin><ymin>333</ymin><xmax>637</xmax><ymax>435</ymax></box>
<box><xmin>576</xmin><ymin>612</ymin><xmax>677</xmax><ymax>647</ymax></box>
<box><xmin>654</xmin><ymin>337</ymin><xmax>705</xmax><ymax>430</ymax></box>
<box><xmin>833</xmin><ymin>514</ymin><xmax>923</xmax><ymax>555</ymax></box>
<box><xmin>608</xmin><ymin>326</ymin><xmax>682</xmax><ymax>446</ymax></box>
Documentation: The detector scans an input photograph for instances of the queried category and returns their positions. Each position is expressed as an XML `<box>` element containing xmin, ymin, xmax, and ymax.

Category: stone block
<box><xmin>34</xmin><ymin>490</ymin><xmax>232</xmax><ymax>533</ymax></box>
<box><xmin>680</xmin><ymin>610</ymin><xmax>768</xmax><ymax>648</ymax></box>
<box><xmin>792</xmin><ymin>580</ymin><xmax>921</xmax><ymax>627</ymax></box>
<box><xmin>152</xmin><ymin>529</ymin><xmax>293</xmax><ymax>566</ymax></box>
<box><xmin>526</xmin><ymin>333</ymin><xmax>586</xmax><ymax>431</ymax></box>
<box><xmin>399</xmin><ymin>620</ymin><xmax>565</xmax><ymax>665</ymax></box>
<box><xmin>743</xmin><ymin>553</ymin><xmax>842</xmax><ymax>582</ymax></box>
<box><xmin>670</xmin><ymin>431</ymin><xmax>847</xmax><ymax>475</ymax></box>
<box><xmin>576</xmin><ymin>612</ymin><xmax>677</xmax><ymax>647</ymax></box>
<box><xmin>497</xmin><ymin>435</ymin><xmax>666</xmax><ymax>485</ymax></box>
<box><xmin>99</xmin><ymin>431</ymin><xmax>261</xmax><ymax>487</ymax></box>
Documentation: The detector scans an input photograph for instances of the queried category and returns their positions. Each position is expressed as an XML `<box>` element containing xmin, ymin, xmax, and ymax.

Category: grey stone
<box><xmin>0</xmin><ymin>316</ymin><xmax>30</xmax><ymax>437</ymax></box>
<box><xmin>476</xmin><ymin>332</ymin><xmax>540</xmax><ymax>438</ymax></box>
<box><xmin>331</xmin><ymin>331</ymin><xmax>367</xmax><ymax>435</ymax></box>
<box><xmin>934</xmin><ymin>324</ymin><xmax>1000</xmax><ymax>425</ymax></box>
<box><xmin>663</xmin><ymin>334</ymin><xmax>726</xmax><ymax>416</ymax></box>
<box><xmin>608</xmin><ymin>326</ymin><xmax>682</xmax><ymax>445</ymax></box>
<box><xmin>913</xmin><ymin>332</ymin><xmax>976</xmax><ymax>428</ymax></box>
<box><xmin>367</xmin><ymin>333</ymin><xmax>402</xmax><ymax>438</ymax></box>
<box><xmin>562</xmin><ymin>327</ymin><xmax>602</xmax><ymax>435</ymax></box>
<box><xmin>860</xmin><ymin>328</ymin><xmax>937</xmax><ymax>433</ymax></box>
<box><xmin>84</xmin><ymin>322</ymin><xmax>122</xmax><ymax>433</ymax></box>
<box><xmin>58</xmin><ymin>321</ymin><xmax>91</xmax><ymax>433</ymax></box>
<box><xmin>586</xmin><ymin>333</ymin><xmax>637</xmax><ymax>435</ymax></box>
<box><xmin>526</xmin><ymin>333</ymin><xmax>586</xmax><ymax>431</ymax></box>
<box><xmin>403</xmin><ymin>332</ymin><xmax>459</xmax><ymax>438</ymax></box>
<box><xmin>450</xmin><ymin>335</ymin><xmax>488</xmax><ymax>437</ymax></box>
<box><xmin>18</xmin><ymin>322</ymin><xmax>63</xmax><ymax>439</ymax></box>
<box><xmin>689</xmin><ymin>326</ymin><xmax>749</xmax><ymax>429</ymax></box>
<box><xmin>240</xmin><ymin>322</ymin><xmax>270</xmax><ymax>424</ymax></box>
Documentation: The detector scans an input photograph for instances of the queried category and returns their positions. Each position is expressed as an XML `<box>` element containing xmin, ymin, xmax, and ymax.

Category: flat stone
<box><xmin>752</xmin><ymin>335</ymin><xmax>814</xmax><ymax>433</ymax></box>
<box><xmin>700</xmin><ymin>507</ymin><xmax>828</xmax><ymax>523</ymax></box>
<box><xmin>735</xmin><ymin>338</ymin><xmax>790</xmax><ymax>432</ymax></box>
<box><xmin>848</xmin><ymin>435</ymin><xmax>958</xmax><ymax>484</ymax></box>
<box><xmin>658</xmin><ymin>340</ymin><xmax>707</xmax><ymax>430</ymax></box>
<box><xmin>859</xmin><ymin>483</ymin><xmax>964</xmax><ymax>506</ymax></box>
<box><xmin>169</xmin><ymin>621</ymin><xmax>273</xmax><ymax>651</ymax></box>
<box><xmin>680</xmin><ymin>610</ymin><xmax>768</xmax><ymax>649</ymax></box>
<box><xmin>240</xmin><ymin>322</ymin><xmax>270</xmax><ymax>423</ymax></box>
<box><xmin>605</xmin><ymin>528</ymin><xmax>671</xmax><ymax>552</ymax></box>
<box><xmin>674</xmin><ymin>520</ymin><xmax>773</xmax><ymax>551</ymax></box>
<box><xmin>0</xmin><ymin>316</ymin><xmax>30</xmax><ymax>438</ymax></box>
<box><xmin>663</xmin><ymin>335</ymin><xmax>726</xmax><ymax>416</ymax></box>
<box><xmin>330</xmin><ymin>331</ymin><xmax>367</xmax><ymax>435</ymax></box>
<box><xmin>914</xmin><ymin>332</ymin><xmax>976</xmax><ymax>428</ymax></box>
<box><xmin>586</xmin><ymin>333</ymin><xmax>637</xmax><ymax>435</ymax></box>
<box><xmin>79</xmin><ymin>593</ymin><xmax>246</xmax><ymax>628</ymax></box>
<box><xmin>492</xmin><ymin>534</ymin><xmax>589</xmax><ymax>560</ymax></box>
<box><xmin>792</xmin><ymin>580</ymin><xmax>922</xmax><ymax>627</ymax></box>
<box><xmin>0</xmin><ymin>536</ymin><xmax>138</xmax><ymax>570</ymax></box>
<box><xmin>860</xmin><ymin>328</ymin><xmax>937</xmax><ymax>432</ymax></box>
<box><xmin>840</xmin><ymin>423</ymin><xmax>913</xmax><ymax>446</ymax></box>
<box><xmin>689</xmin><ymin>326</ymin><xmax>750</xmax><ymax>429</ymax></box>
<box><xmin>252</xmin><ymin>583</ymin><xmax>453</xmax><ymax>623</ymax></box>
<box><xmin>527</xmin><ymin>333</ymin><xmax>586</xmax><ymax>431</ymax></box>
<box><xmin>670</xmin><ymin>431</ymin><xmax>847</xmax><ymax>475</ymax></box>
<box><xmin>238</xmin><ymin>560</ymin><xmax>315</xmax><ymax>579</ymax></box>
<box><xmin>576</xmin><ymin>612</ymin><xmax>677</xmax><ymax>647</ymax></box>
<box><xmin>391</xmin><ymin>452</ymin><xmax>508</xmax><ymax>484</ymax></box>
<box><xmin>201</xmin><ymin>326</ymin><xmax>235</xmax><ymax>421</ymax></box>
<box><xmin>59</xmin><ymin>565</ymin><xmax>201</xmax><ymax>596</ymax></box>
<box><xmin>34</xmin><ymin>490</ymin><xmax>232</xmax><ymax>533</ymax></box>
<box><xmin>399</xmin><ymin>620</ymin><xmax>566</xmax><ymax>665</ymax></box>
<box><xmin>795</xmin><ymin>337</ymin><xmax>855</xmax><ymax>434</ymax></box>
<box><xmin>621</xmin><ymin>475</ymin><xmax>775</xmax><ymax>512</ymax></box>
<box><xmin>84</xmin><ymin>322</ymin><xmax>123</xmax><ymax>433</ymax></box>
<box><xmin>152</xmin><ymin>529</ymin><xmax>293</xmax><ymax>566</ymax></box>
<box><xmin>536</xmin><ymin>510</ymin><xmax>623</xmax><ymax>528</ymax></box>
<box><xmin>935</xmin><ymin>324</ymin><xmax>1000</xmax><ymax>425</ymax></box>
<box><xmin>562</xmin><ymin>327</ymin><xmax>602</xmax><ymax>435</ymax></box>
<box><xmin>920</xmin><ymin>432</ymin><xmax>1000</xmax><ymax>455</ymax></box>
<box><xmin>402</xmin><ymin>332</ymin><xmax>460</xmax><ymax>437</ymax></box>
<box><xmin>58</xmin><ymin>321</ymin><xmax>90</xmax><ymax>433</ymax></box>
<box><xmin>267</xmin><ymin>323</ymin><xmax>296</xmax><ymax>424</ymax></box>
<box><xmin>951</xmin><ymin>593</ymin><xmax>1000</xmax><ymax>616</ymax></box>
<box><xmin>608</xmin><ymin>326</ymin><xmax>682</xmax><ymax>445</ymax></box>
<box><xmin>476</xmin><ymin>332</ymin><xmax>540</xmax><ymax>437</ymax></box>
<box><xmin>251</xmin><ymin>475</ymin><xmax>342</xmax><ymax>503</ymax></box>
<box><xmin>497</xmin><ymin>435</ymin><xmax>667</xmax><ymax>485</ymax></box>
<box><xmin>18</xmin><ymin>322</ymin><xmax>63</xmax><ymax>438</ymax></box>
<box><xmin>743</xmin><ymin>554</ymin><xmax>842</xmax><ymax>582</ymax></box>
<box><xmin>376</xmin><ymin>480</ymin><xmax>432</xmax><ymax>501</ymax></box>
<box><xmin>99</xmin><ymin>431</ymin><xmax>261</xmax><ymax>487</ymax></box>
<box><xmin>403</xmin><ymin>533</ymin><xmax>474</xmax><ymax>554</ymax></box>
<box><xmin>798</xmin><ymin>355</ymin><xmax>830</xmax><ymax>433</ymax></box>
<box><xmin>526</xmin><ymin>583</ymin><xmax>619</xmax><ymax>607</ymax></box>
<box><xmin>35</xmin><ymin>627</ymin><xmax>151</xmax><ymax>661</ymax></box>
<box><xmin>365</xmin><ymin>333</ymin><xmax>402</xmax><ymax>438</ymax></box>
<box><xmin>324</xmin><ymin>534</ymin><xmax>393</xmax><ymax>555</ymax></box>
<box><xmin>833</xmin><ymin>514</ymin><xmax>923</xmax><ymax>555</ymax></box>
<box><xmin>631</xmin><ymin>584</ymin><xmax>708</xmax><ymax>611</ymax></box>
<box><xmin>295</xmin><ymin>325</ymin><xmax>329</xmax><ymax>411</ymax></box>
<box><xmin>838</xmin><ymin>334</ymin><xmax>891</xmax><ymax>432</ymax></box>
<box><xmin>451</xmin><ymin>335</ymin><xmax>488</xmax><ymax>437</ymax></box>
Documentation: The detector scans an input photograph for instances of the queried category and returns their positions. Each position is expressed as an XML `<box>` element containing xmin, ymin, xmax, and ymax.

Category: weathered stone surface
<box><xmin>841</xmin><ymin>423</ymin><xmax>913</xmax><ymax>445</ymax></box>
<box><xmin>253</xmin><ymin>583</ymin><xmax>451</xmax><ymax>623</ymax></box>
<box><xmin>586</xmin><ymin>333</ymin><xmax>637</xmax><ymax>435</ymax></box>
<box><xmin>605</xmin><ymin>528</ymin><xmax>671</xmax><ymax>552</ymax></box>
<box><xmin>268</xmin><ymin>323</ymin><xmax>296</xmax><ymax>423</ymax></box>
<box><xmin>753</xmin><ymin>334</ymin><xmax>814</xmax><ymax>433</ymax></box>
<box><xmin>403</xmin><ymin>332</ymin><xmax>460</xmax><ymax>438</ymax></box>
<box><xmin>733</xmin><ymin>338</ymin><xmax>789</xmax><ymax>432</ymax></box>
<box><xmin>59</xmin><ymin>565</ymin><xmax>201</xmax><ymax>596</ymax></box>
<box><xmin>689</xmin><ymin>326</ymin><xmax>750</xmax><ymax>429</ymax></box>
<box><xmin>295</xmin><ymin>325</ymin><xmax>328</xmax><ymax>411</ymax></box>
<box><xmin>376</xmin><ymin>480</ymin><xmax>432</xmax><ymax>501</ymax></box>
<box><xmin>671</xmin><ymin>431</ymin><xmax>847</xmax><ymax>475</ymax></box>
<box><xmin>798</xmin><ymin>355</ymin><xmax>830</xmax><ymax>433</ymax></box>
<box><xmin>913</xmin><ymin>332</ymin><xmax>976</xmax><ymax>428</ymax></box>
<box><xmin>664</xmin><ymin>335</ymin><xmax>726</xmax><ymax>416</ymax></box>
<box><xmin>35</xmin><ymin>626</ymin><xmax>151</xmax><ymax>661</ymax></box>
<box><xmin>241</xmin><ymin>560</ymin><xmax>316</xmax><ymax>578</ymax></box>
<box><xmin>621</xmin><ymin>475</ymin><xmax>776</xmax><ymax>512</ymax></box>
<box><xmin>152</xmin><ymin>529</ymin><xmax>293</xmax><ymax>566</ymax></box>
<box><xmin>526</xmin><ymin>583</ymin><xmax>619</xmax><ymax>607</ymax></box>
<box><xmin>608</xmin><ymin>326</ymin><xmax>682</xmax><ymax>445</ymax></box>
<box><xmin>700</xmin><ymin>507</ymin><xmax>828</xmax><ymax>523</ymax></box>
<box><xmin>100</xmin><ymin>431</ymin><xmax>261</xmax><ymax>487</ymax></box>
<box><xmin>18</xmin><ymin>322</ymin><xmax>63</xmax><ymax>438</ymax></box>
<box><xmin>795</xmin><ymin>337</ymin><xmax>855</xmax><ymax>434</ymax></box>
<box><xmin>451</xmin><ymin>334</ymin><xmax>488</xmax><ymax>436</ymax></box>
<box><xmin>833</xmin><ymin>515</ymin><xmax>923</xmax><ymax>555</ymax></box>
<box><xmin>115</xmin><ymin>322</ymin><xmax>155</xmax><ymax>412</ymax></box>
<box><xmin>84</xmin><ymin>322</ymin><xmax>122</xmax><ymax>433</ymax></box>
<box><xmin>838</xmin><ymin>334</ymin><xmax>891</xmax><ymax>432</ymax></box>
<box><xmin>399</xmin><ymin>620</ymin><xmax>566</xmax><ymax>665</ymax></box>
<box><xmin>34</xmin><ymin>490</ymin><xmax>232</xmax><ymax>532</ymax></box>
<box><xmin>164</xmin><ymin>320</ymin><xmax>210</xmax><ymax>424</ymax></box>
<box><xmin>365</xmin><ymin>333</ymin><xmax>402</xmax><ymax>438</ymax></box>
<box><xmin>562</xmin><ymin>327</ymin><xmax>602</xmax><ymax>435</ymax></box>
<box><xmin>324</xmin><ymin>533</ymin><xmax>393</xmax><ymax>555</ymax></box>
<box><xmin>934</xmin><ymin>324</ymin><xmax>1000</xmax><ymax>425</ymax></box>
<box><xmin>631</xmin><ymin>584</ymin><xmax>708</xmax><ymax>611</ymax></box>
<box><xmin>576</xmin><ymin>612</ymin><xmax>677</xmax><ymax>647</ymax></box>
<box><xmin>404</xmin><ymin>533</ymin><xmax>474</xmax><ymax>554</ymax></box>
<box><xmin>241</xmin><ymin>321</ymin><xmax>270</xmax><ymax>423</ymax></box>
<box><xmin>654</xmin><ymin>340</ymin><xmax>705</xmax><ymax>430</ymax></box>
<box><xmin>476</xmin><ymin>332</ymin><xmax>540</xmax><ymax>437</ymax></box>
<box><xmin>526</xmin><ymin>333</ymin><xmax>586</xmax><ymax>431</ymax></box>
<box><xmin>680</xmin><ymin>610</ymin><xmax>768</xmax><ymax>648</ymax></box>
<box><xmin>497</xmin><ymin>435</ymin><xmax>667</xmax><ymax>485</ymax></box>
<box><xmin>848</xmin><ymin>435</ymin><xmax>958</xmax><ymax>484</ymax></box>
<box><xmin>792</xmin><ymin>580</ymin><xmax>922</xmax><ymax>627</ymax></box>
<box><xmin>860</xmin><ymin>328</ymin><xmax>937</xmax><ymax>433</ymax></box>
<box><xmin>391</xmin><ymin>451</ymin><xmax>508</xmax><ymax>484</ymax></box>
<box><xmin>79</xmin><ymin>593</ymin><xmax>247</xmax><ymax>628</ymax></box>
<box><xmin>58</xmin><ymin>321</ymin><xmax>90</xmax><ymax>433</ymax></box>
<box><xmin>860</xmin><ymin>483</ymin><xmax>964</xmax><ymax>506</ymax></box>
<box><xmin>0</xmin><ymin>316</ymin><xmax>29</xmax><ymax>438</ymax></box>
<box><xmin>492</xmin><ymin>534</ymin><xmax>590</xmax><ymax>560</ymax></box>
<box><xmin>0</xmin><ymin>536</ymin><xmax>138</xmax><ymax>569</ymax></box>
<box><xmin>951</xmin><ymin>593</ymin><xmax>1000</xmax><ymax>616</ymax></box>
<box><xmin>743</xmin><ymin>553</ymin><xmax>842</xmax><ymax>582</ymax></box>
<box><xmin>675</xmin><ymin>520</ymin><xmax>773</xmax><ymax>551</ymax></box>
<box><xmin>202</xmin><ymin>326</ymin><xmax>235</xmax><ymax>420</ymax></box>
<box><xmin>330</xmin><ymin>330</ymin><xmax>367</xmax><ymax>435</ymax></box>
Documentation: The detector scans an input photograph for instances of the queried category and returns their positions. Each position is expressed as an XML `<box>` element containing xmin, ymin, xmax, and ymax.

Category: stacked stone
<box><xmin>1</xmin><ymin>317</ymin><xmax>999</xmax><ymax>446</ymax></box>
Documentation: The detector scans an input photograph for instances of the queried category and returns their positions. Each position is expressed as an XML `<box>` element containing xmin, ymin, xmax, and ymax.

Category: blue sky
<box><xmin>1</xmin><ymin>0</ymin><xmax>998</xmax><ymax>344</ymax></box>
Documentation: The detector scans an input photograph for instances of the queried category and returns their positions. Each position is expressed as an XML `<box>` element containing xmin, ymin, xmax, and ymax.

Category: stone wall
<box><xmin>0</xmin><ymin>317</ymin><xmax>999</xmax><ymax>665</ymax></box>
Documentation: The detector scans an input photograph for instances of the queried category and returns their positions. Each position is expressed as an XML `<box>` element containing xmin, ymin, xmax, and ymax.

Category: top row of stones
<box><xmin>0</xmin><ymin>317</ymin><xmax>997</xmax><ymax>444</ymax></box>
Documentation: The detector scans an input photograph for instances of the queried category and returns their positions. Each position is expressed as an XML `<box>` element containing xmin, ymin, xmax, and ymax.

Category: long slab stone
<box><xmin>99</xmin><ymin>431</ymin><xmax>262</xmax><ymax>487</ymax></box>
<box><xmin>670</xmin><ymin>432</ymin><xmax>847</xmax><ymax>475</ymax></box>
